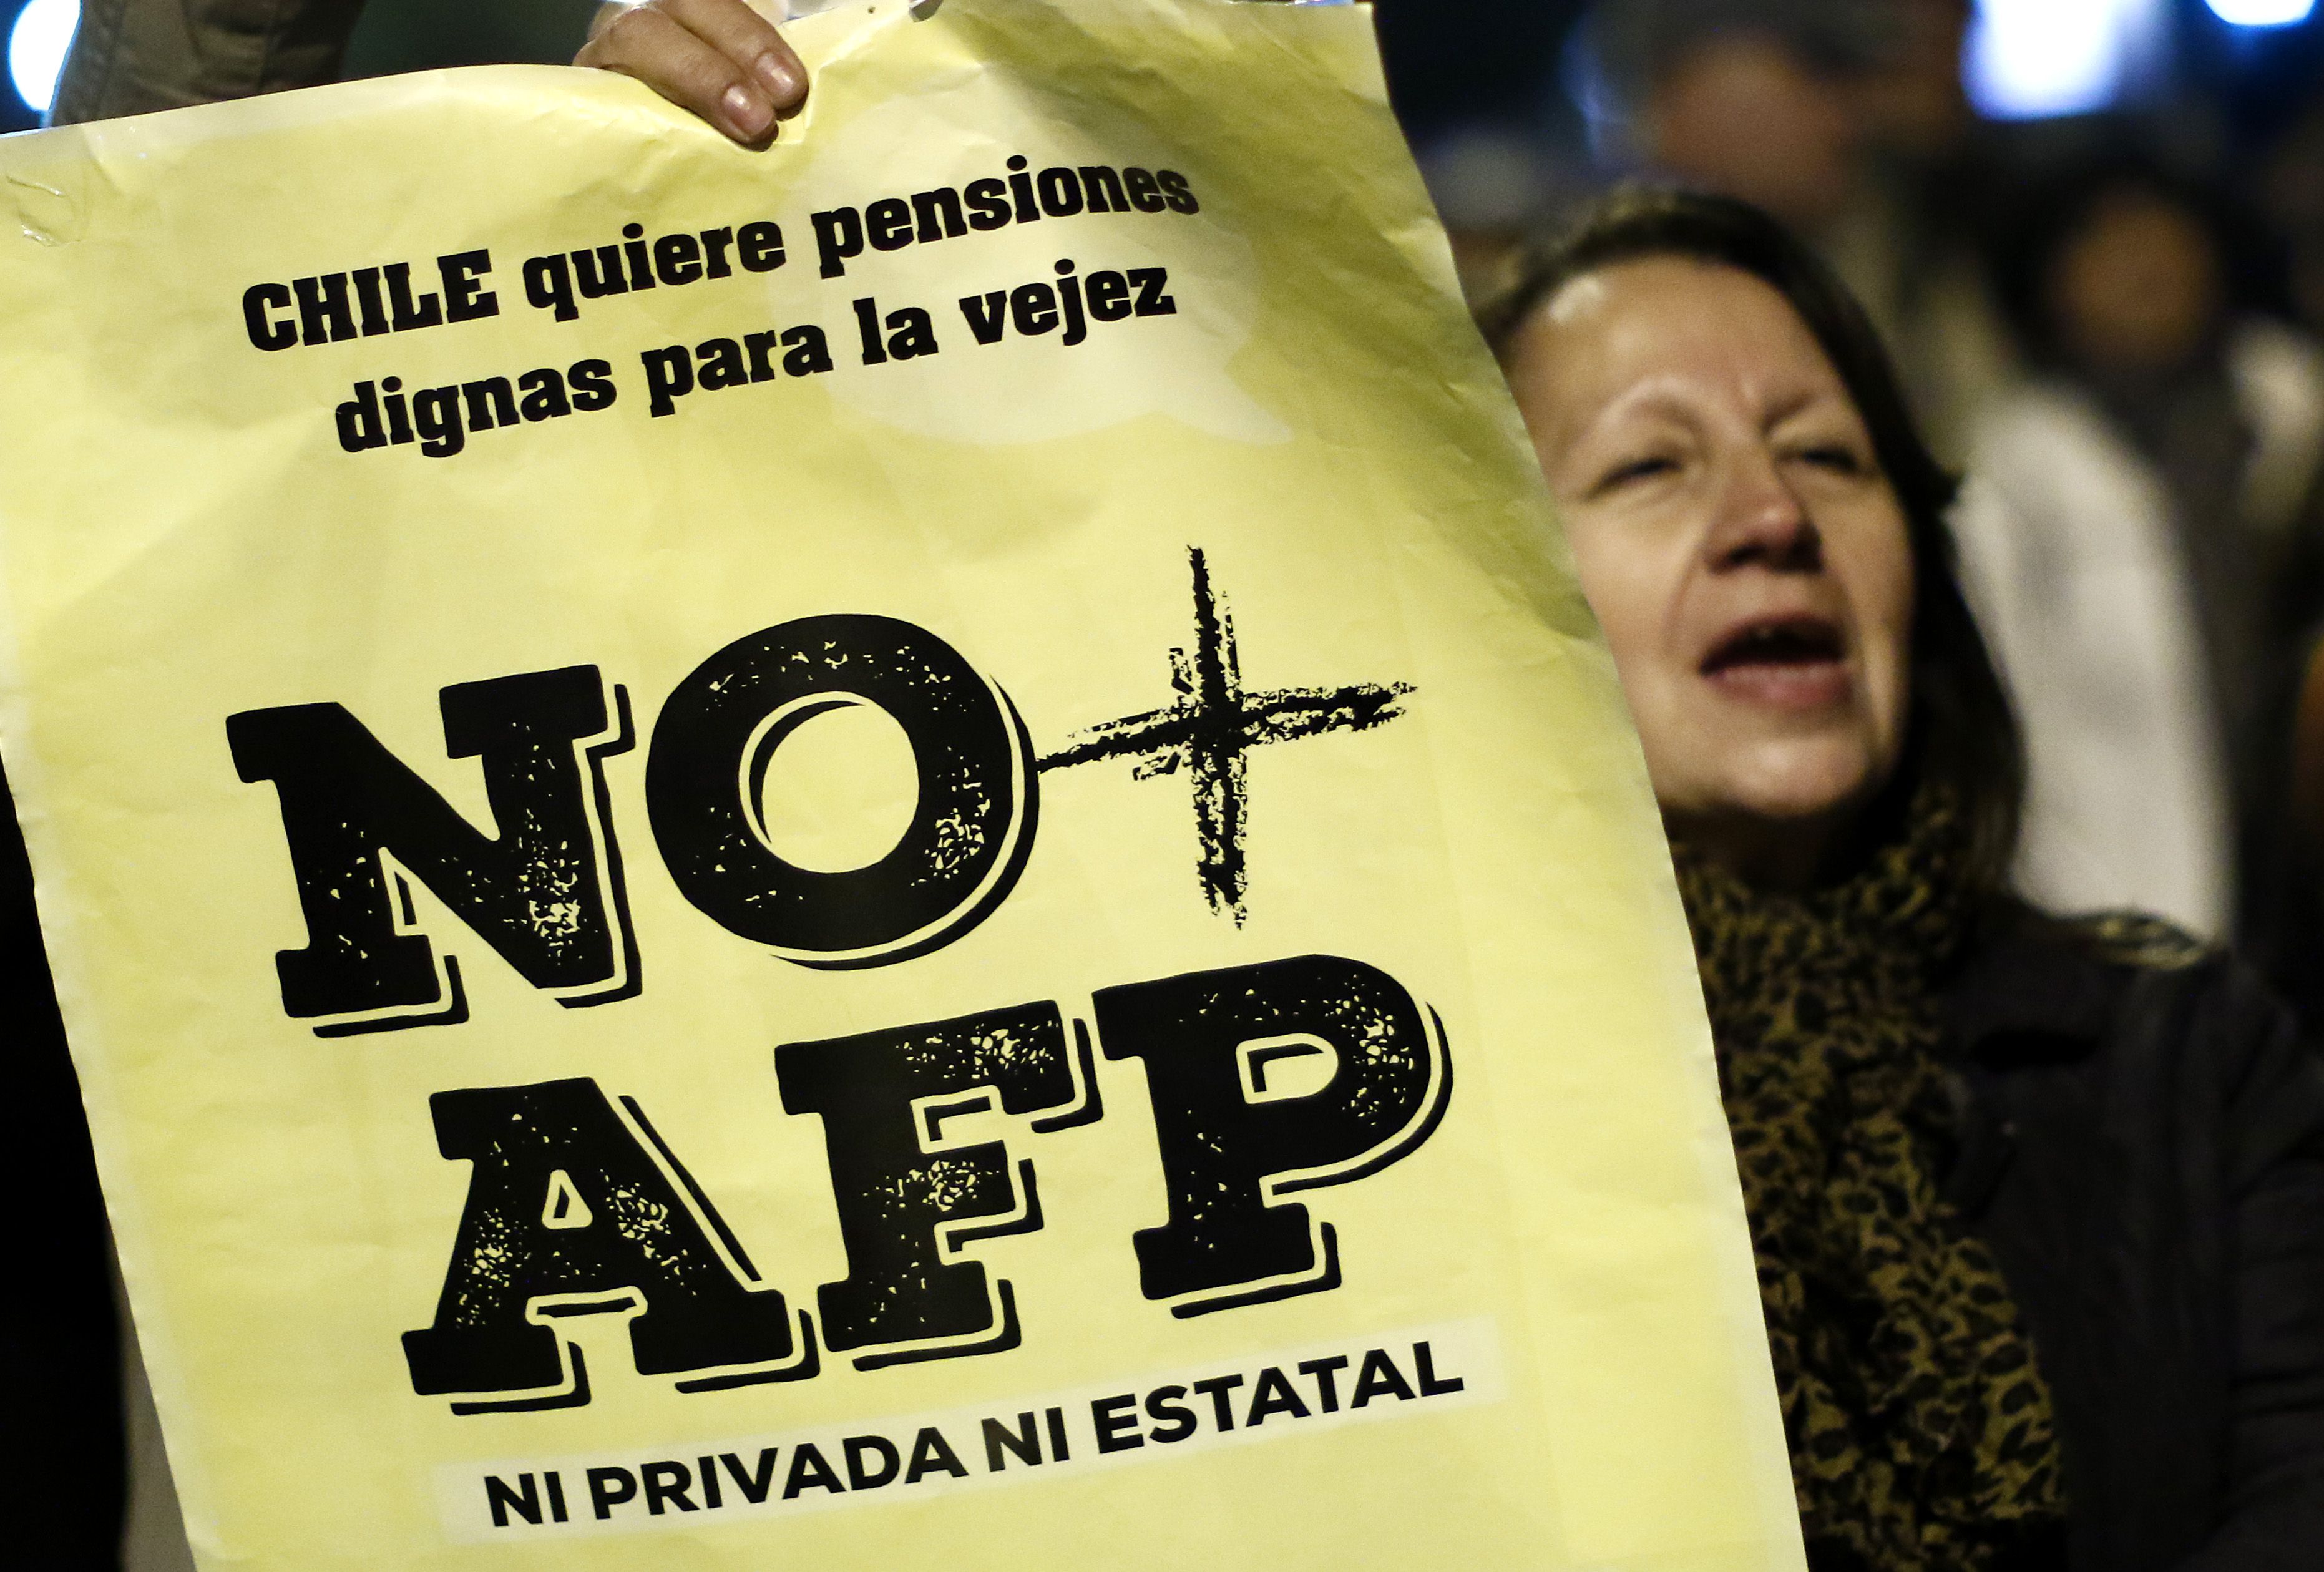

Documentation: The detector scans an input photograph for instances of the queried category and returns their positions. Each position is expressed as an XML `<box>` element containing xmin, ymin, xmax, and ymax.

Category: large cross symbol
<box><xmin>1038</xmin><ymin>547</ymin><xmax>1415</xmax><ymax>924</ymax></box>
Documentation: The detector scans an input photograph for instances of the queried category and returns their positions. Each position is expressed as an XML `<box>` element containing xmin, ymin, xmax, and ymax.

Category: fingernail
<box><xmin>723</xmin><ymin>83</ymin><xmax>770</xmax><ymax>137</ymax></box>
<box><xmin>757</xmin><ymin>51</ymin><xmax>803</xmax><ymax>105</ymax></box>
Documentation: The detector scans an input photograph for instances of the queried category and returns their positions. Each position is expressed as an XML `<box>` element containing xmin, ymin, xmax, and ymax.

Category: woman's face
<box><xmin>1506</xmin><ymin>257</ymin><xmax>1915</xmax><ymax>882</ymax></box>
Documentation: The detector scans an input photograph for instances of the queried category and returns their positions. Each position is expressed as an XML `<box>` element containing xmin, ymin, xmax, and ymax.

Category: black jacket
<box><xmin>1945</xmin><ymin>911</ymin><xmax>2324</xmax><ymax>1571</ymax></box>
<box><xmin>1</xmin><ymin>771</ymin><xmax>123</xmax><ymax>1569</ymax></box>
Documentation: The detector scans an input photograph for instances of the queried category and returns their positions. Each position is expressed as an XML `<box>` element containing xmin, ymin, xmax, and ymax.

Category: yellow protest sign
<box><xmin>0</xmin><ymin>1</ymin><xmax>1800</xmax><ymax>1565</ymax></box>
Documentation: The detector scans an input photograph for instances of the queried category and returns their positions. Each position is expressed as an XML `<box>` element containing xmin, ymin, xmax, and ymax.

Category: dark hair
<box><xmin>1478</xmin><ymin>186</ymin><xmax>2024</xmax><ymax>888</ymax></box>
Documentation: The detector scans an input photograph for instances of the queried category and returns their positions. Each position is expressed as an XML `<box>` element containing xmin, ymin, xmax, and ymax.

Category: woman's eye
<box><xmin>1595</xmin><ymin>455</ymin><xmax>1676</xmax><ymax>492</ymax></box>
<box><xmin>1794</xmin><ymin>444</ymin><xmax>1868</xmax><ymax>476</ymax></box>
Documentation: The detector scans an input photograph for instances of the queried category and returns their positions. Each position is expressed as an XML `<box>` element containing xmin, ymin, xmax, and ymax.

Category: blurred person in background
<box><xmin>46</xmin><ymin>0</ymin><xmax>365</xmax><ymax>122</ymax></box>
<box><xmin>2298</xmin><ymin>647</ymin><xmax>2324</xmax><ymax>871</ymax></box>
<box><xmin>2259</xmin><ymin>98</ymin><xmax>2324</xmax><ymax>341</ymax></box>
<box><xmin>2255</xmin><ymin>95</ymin><xmax>2324</xmax><ymax>1022</ymax></box>
<box><xmin>1844</xmin><ymin>0</ymin><xmax>2018</xmax><ymax>459</ymax></box>
<box><xmin>1579</xmin><ymin>0</ymin><xmax>2014</xmax><ymax>461</ymax></box>
<box><xmin>2295</xmin><ymin>646</ymin><xmax>2324</xmax><ymax>1017</ymax></box>
<box><xmin>1484</xmin><ymin>184</ymin><xmax>2324</xmax><ymax>1572</ymax></box>
<box><xmin>1953</xmin><ymin>159</ymin><xmax>2324</xmax><ymax>952</ymax></box>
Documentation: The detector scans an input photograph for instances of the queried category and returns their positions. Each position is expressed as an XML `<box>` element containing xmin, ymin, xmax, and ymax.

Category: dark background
<box><xmin>7</xmin><ymin>1</ymin><xmax>2323</xmax><ymax>144</ymax></box>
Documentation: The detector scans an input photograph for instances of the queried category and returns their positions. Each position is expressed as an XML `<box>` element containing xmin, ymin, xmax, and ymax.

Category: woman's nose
<box><xmin>1702</xmin><ymin>449</ymin><xmax>1820</xmax><ymax>572</ymax></box>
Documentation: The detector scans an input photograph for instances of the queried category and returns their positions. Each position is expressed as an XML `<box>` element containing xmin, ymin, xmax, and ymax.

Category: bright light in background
<box><xmin>8</xmin><ymin>0</ymin><xmax>79</xmax><ymax>116</ymax></box>
<box><xmin>2205</xmin><ymin>0</ymin><xmax>2317</xmax><ymax>25</ymax></box>
<box><xmin>1964</xmin><ymin>0</ymin><xmax>2167</xmax><ymax>120</ymax></box>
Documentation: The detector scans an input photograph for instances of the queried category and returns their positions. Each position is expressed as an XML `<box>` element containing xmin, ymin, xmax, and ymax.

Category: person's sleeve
<box><xmin>47</xmin><ymin>0</ymin><xmax>370</xmax><ymax>127</ymax></box>
<box><xmin>2178</xmin><ymin>965</ymin><xmax>2324</xmax><ymax>1569</ymax></box>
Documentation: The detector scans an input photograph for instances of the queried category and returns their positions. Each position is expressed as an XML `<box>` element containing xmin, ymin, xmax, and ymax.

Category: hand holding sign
<box><xmin>576</xmin><ymin>0</ymin><xmax>811</xmax><ymax>145</ymax></box>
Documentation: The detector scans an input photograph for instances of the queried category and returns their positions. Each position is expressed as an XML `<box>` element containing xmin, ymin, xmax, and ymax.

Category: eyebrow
<box><xmin>1568</xmin><ymin>375</ymin><xmax>1852</xmax><ymax>459</ymax></box>
<box><xmin>1580</xmin><ymin>383</ymin><xmax>1702</xmax><ymax>439</ymax></box>
<box><xmin>1763</xmin><ymin>386</ymin><xmax>1859</xmax><ymax>431</ymax></box>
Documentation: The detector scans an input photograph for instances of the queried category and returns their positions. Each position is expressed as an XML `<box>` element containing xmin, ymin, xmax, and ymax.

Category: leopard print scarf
<box><xmin>1675</xmin><ymin>786</ymin><xmax>2066</xmax><ymax>1571</ymax></box>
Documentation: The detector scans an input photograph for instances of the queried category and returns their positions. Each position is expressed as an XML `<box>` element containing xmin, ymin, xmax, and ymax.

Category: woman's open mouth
<box><xmin>1699</xmin><ymin>615</ymin><xmax>1852</xmax><ymax>710</ymax></box>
